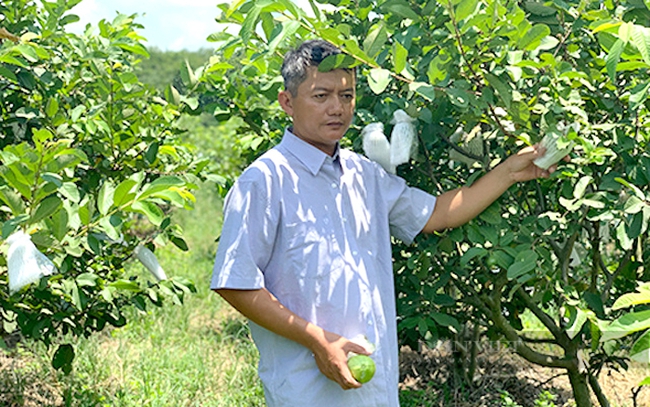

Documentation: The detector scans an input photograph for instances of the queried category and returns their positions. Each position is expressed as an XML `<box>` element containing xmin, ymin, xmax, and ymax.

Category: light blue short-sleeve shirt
<box><xmin>211</xmin><ymin>129</ymin><xmax>437</xmax><ymax>407</ymax></box>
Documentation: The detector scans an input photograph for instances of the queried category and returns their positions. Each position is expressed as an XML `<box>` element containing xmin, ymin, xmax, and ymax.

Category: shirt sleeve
<box><xmin>210</xmin><ymin>175</ymin><xmax>277</xmax><ymax>290</ymax></box>
<box><xmin>385</xmin><ymin>174</ymin><xmax>437</xmax><ymax>244</ymax></box>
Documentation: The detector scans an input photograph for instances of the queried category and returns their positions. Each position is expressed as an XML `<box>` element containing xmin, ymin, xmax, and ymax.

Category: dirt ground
<box><xmin>398</xmin><ymin>342</ymin><xmax>650</xmax><ymax>407</ymax></box>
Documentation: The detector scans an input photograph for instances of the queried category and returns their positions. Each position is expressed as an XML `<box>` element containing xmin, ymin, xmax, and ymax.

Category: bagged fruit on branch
<box><xmin>361</xmin><ymin>122</ymin><xmax>394</xmax><ymax>174</ymax></box>
<box><xmin>134</xmin><ymin>244</ymin><xmax>168</xmax><ymax>281</ymax></box>
<box><xmin>389</xmin><ymin>109</ymin><xmax>416</xmax><ymax>168</ymax></box>
<box><xmin>6</xmin><ymin>230</ymin><xmax>57</xmax><ymax>293</ymax></box>
<box><xmin>534</xmin><ymin>122</ymin><xmax>577</xmax><ymax>170</ymax></box>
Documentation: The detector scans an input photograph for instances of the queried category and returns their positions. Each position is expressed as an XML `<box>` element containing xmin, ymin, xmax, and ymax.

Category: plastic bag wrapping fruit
<box><xmin>533</xmin><ymin>122</ymin><xmax>578</xmax><ymax>170</ymax></box>
<box><xmin>134</xmin><ymin>244</ymin><xmax>168</xmax><ymax>281</ymax></box>
<box><xmin>361</xmin><ymin>122</ymin><xmax>395</xmax><ymax>174</ymax></box>
<box><xmin>360</xmin><ymin>110</ymin><xmax>417</xmax><ymax>173</ymax></box>
<box><xmin>7</xmin><ymin>230</ymin><xmax>57</xmax><ymax>293</ymax></box>
<box><xmin>389</xmin><ymin>109</ymin><xmax>416</xmax><ymax>168</ymax></box>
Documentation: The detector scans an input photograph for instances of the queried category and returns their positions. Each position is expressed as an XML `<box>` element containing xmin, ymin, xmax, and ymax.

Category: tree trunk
<box><xmin>568</xmin><ymin>368</ymin><xmax>593</xmax><ymax>407</ymax></box>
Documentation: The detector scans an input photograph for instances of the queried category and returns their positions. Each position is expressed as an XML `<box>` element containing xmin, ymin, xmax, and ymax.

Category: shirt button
<box><xmin>331</xmin><ymin>182</ymin><xmax>337</xmax><ymax>188</ymax></box>
<box><xmin>352</xmin><ymin>250</ymin><xmax>358</xmax><ymax>256</ymax></box>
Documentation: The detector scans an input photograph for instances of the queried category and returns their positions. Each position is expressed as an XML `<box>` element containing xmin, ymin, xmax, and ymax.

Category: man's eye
<box><xmin>314</xmin><ymin>94</ymin><xmax>326</xmax><ymax>99</ymax></box>
<box><xmin>342</xmin><ymin>94</ymin><xmax>354</xmax><ymax>100</ymax></box>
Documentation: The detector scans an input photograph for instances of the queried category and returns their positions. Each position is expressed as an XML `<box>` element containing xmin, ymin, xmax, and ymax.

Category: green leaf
<box><xmin>113</xmin><ymin>179</ymin><xmax>138</xmax><ymax>208</ymax></box>
<box><xmin>430</xmin><ymin>312</ymin><xmax>460</xmax><ymax>332</ymax></box>
<box><xmin>631</xmin><ymin>24</ymin><xmax>650</xmax><ymax>65</ymax></box>
<box><xmin>616</xmin><ymin>220</ymin><xmax>633</xmax><ymax>250</ymax></box>
<box><xmin>164</xmin><ymin>84</ymin><xmax>181</xmax><ymax>105</ymax></box>
<box><xmin>131</xmin><ymin>201</ymin><xmax>164</xmax><ymax>226</ymax></box>
<box><xmin>427</xmin><ymin>53</ymin><xmax>450</xmax><ymax>85</ymax></box>
<box><xmin>624</xmin><ymin>196</ymin><xmax>646</xmax><ymax>214</ymax></box>
<box><xmin>455</xmin><ymin>0</ymin><xmax>478</xmax><ymax>21</ymax></box>
<box><xmin>69</xmin><ymin>105</ymin><xmax>86</xmax><ymax>122</ymax></box>
<box><xmin>97</xmin><ymin>181</ymin><xmax>115</xmax><ymax>216</ymax></box>
<box><xmin>460</xmin><ymin>247</ymin><xmax>487</xmax><ymax>267</ymax></box>
<box><xmin>507</xmin><ymin>250</ymin><xmax>538</xmax><ymax>280</ymax></box>
<box><xmin>409</xmin><ymin>82</ymin><xmax>436</xmax><ymax>101</ymax></box>
<box><xmin>318</xmin><ymin>54</ymin><xmax>357</xmax><ymax>72</ymax></box>
<box><xmin>114</xmin><ymin>41</ymin><xmax>149</xmax><ymax>57</ymax></box>
<box><xmin>363</xmin><ymin>24</ymin><xmax>388</xmax><ymax>58</ymax></box>
<box><xmin>573</xmin><ymin>175</ymin><xmax>593</xmax><ymax>199</ymax></box>
<box><xmin>524</xmin><ymin>2</ymin><xmax>556</xmax><ymax>16</ymax></box>
<box><xmin>239</xmin><ymin>4</ymin><xmax>262</xmax><ymax>43</ymax></box>
<box><xmin>491</xmin><ymin>249</ymin><xmax>514</xmax><ymax>269</ymax></box>
<box><xmin>138</xmin><ymin>176</ymin><xmax>185</xmax><ymax>200</ymax></box>
<box><xmin>368</xmin><ymin>68</ymin><xmax>391</xmax><ymax>94</ymax></box>
<box><xmin>519</xmin><ymin>24</ymin><xmax>551</xmax><ymax>51</ymax></box>
<box><xmin>31</xmin><ymin>196</ymin><xmax>63</xmax><ymax>224</ymax></box>
<box><xmin>171</xmin><ymin>235</ymin><xmax>189</xmax><ymax>251</ymax></box>
<box><xmin>381</xmin><ymin>0</ymin><xmax>420</xmax><ymax>20</ymax></box>
<box><xmin>630</xmin><ymin>330</ymin><xmax>650</xmax><ymax>363</ymax></box>
<box><xmin>48</xmin><ymin>207</ymin><xmax>69</xmax><ymax>241</ymax></box>
<box><xmin>446</xmin><ymin>87</ymin><xmax>470</xmax><ymax>108</ymax></box>
<box><xmin>110</xmin><ymin>279</ymin><xmax>141</xmax><ymax>292</ymax></box>
<box><xmin>0</xmin><ymin>186</ymin><xmax>25</xmax><ymax>215</ymax></box>
<box><xmin>15</xmin><ymin>44</ymin><xmax>39</xmax><ymax>62</ymax></box>
<box><xmin>484</xmin><ymin>73</ymin><xmax>511</xmax><ymax>108</ymax></box>
<box><xmin>268</xmin><ymin>20</ymin><xmax>300</xmax><ymax>53</ymax></box>
<box><xmin>601</xmin><ymin>309</ymin><xmax>650</xmax><ymax>342</ymax></box>
<box><xmin>0</xmin><ymin>65</ymin><xmax>18</xmax><ymax>82</ymax></box>
<box><xmin>606</xmin><ymin>38</ymin><xmax>625</xmax><ymax>82</ymax></box>
<box><xmin>566</xmin><ymin>308</ymin><xmax>588</xmax><ymax>339</ymax></box>
<box><xmin>392</xmin><ymin>42</ymin><xmax>408</xmax><ymax>74</ymax></box>
<box><xmin>180</xmin><ymin>59</ymin><xmax>197</xmax><ymax>88</ymax></box>
<box><xmin>630</xmin><ymin>80</ymin><xmax>650</xmax><ymax>109</ymax></box>
<box><xmin>45</xmin><ymin>98</ymin><xmax>59</xmax><ymax>118</ymax></box>
<box><xmin>76</xmin><ymin>273</ymin><xmax>100</xmax><ymax>287</ymax></box>
<box><xmin>613</xmin><ymin>284</ymin><xmax>650</xmax><ymax>310</ymax></box>
<box><xmin>226</xmin><ymin>0</ymin><xmax>247</xmax><ymax>17</ymax></box>
<box><xmin>78</xmin><ymin>197</ymin><xmax>95</xmax><ymax>226</ymax></box>
<box><xmin>52</xmin><ymin>344</ymin><xmax>74</xmax><ymax>374</ymax></box>
<box><xmin>615</xmin><ymin>177</ymin><xmax>646</xmax><ymax>200</ymax></box>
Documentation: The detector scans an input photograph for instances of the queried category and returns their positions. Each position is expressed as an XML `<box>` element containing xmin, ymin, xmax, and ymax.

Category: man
<box><xmin>211</xmin><ymin>39</ymin><xmax>559</xmax><ymax>406</ymax></box>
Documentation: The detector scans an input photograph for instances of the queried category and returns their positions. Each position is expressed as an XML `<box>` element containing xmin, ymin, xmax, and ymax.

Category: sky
<box><xmin>68</xmin><ymin>0</ymin><xmax>315</xmax><ymax>52</ymax></box>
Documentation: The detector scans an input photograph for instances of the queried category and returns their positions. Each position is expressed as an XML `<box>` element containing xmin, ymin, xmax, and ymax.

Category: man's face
<box><xmin>278</xmin><ymin>67</ymin><xmax>356</xmax><ymax>156</ymax></box>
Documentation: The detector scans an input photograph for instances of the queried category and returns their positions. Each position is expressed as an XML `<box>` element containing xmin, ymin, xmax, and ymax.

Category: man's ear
<box><xmin>278</xmin><ymin>90</ymin><xmax>294</xmax><ymax>116</ymax></box>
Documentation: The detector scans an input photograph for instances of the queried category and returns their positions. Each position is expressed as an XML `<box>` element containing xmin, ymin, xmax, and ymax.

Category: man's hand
<box><xmin>311</xmin><ymin>331</ymin><xmax>372</xmax><ymax>390</ymax></box>
<box><xmin>215</xmin><ymin>288</ymin><xmax>373</xmax><ymax>390</ymax></box>
<box><xmin>506</xmin><ymin>144</ymin><xmax>569</xmax><ymax>183</ymax></box>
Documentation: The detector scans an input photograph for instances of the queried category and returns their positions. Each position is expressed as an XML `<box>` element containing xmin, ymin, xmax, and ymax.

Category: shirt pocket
<box><xmin>284</xmin><ymin>221</ymin><xmax>326</xmax><ymax>279</ymax></box>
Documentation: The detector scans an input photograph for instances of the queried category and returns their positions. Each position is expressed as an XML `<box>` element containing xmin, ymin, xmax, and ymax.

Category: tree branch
<box><xmin>516</xmin><ymin>288</ymin><xmax>571</xmax><ymax>349</ymax></box>
<box><xmin>588</xmin><ymin>372</ymin><xmax>611</xmax><ymax>407</ymax></box>
<box><xmin>601</xmin><ymin>248</ymin><xmax>634</xmax><ymax>304</ymax></box>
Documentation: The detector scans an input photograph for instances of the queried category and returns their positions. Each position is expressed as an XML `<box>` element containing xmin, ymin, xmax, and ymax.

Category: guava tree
<box><xmin>197</xmin><ymin>0</ymin><xmax>650</xmax><ymax>405</ymax></box>
<box><xmin>0</xmin><ymin>0</ymin><xmax>207</xmax><ymax>373</ymax></box>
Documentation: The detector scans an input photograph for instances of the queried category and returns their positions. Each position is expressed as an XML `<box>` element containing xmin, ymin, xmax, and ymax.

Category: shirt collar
<box><xmin>280</xmin><ymin>128</ymin><xmax>341</xmax><ymax>176</ymax></box>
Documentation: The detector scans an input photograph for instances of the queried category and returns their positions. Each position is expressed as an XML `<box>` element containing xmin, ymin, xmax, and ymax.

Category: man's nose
<box><xmin>328</xmin><ymin>96</ymin><xmax>344</xmax><ymax>115</ymax></box>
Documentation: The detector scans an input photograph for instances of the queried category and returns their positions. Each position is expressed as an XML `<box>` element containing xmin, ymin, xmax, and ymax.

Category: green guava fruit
<box><xmin>347</xmin><ymin>354</ymin><xmax>376</xmax><ymax>383</ymax></box>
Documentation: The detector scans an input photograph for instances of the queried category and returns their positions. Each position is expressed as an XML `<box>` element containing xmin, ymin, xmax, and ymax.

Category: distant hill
<box><xmin>137</xmin><ymin>47</ymin><xmax>214</xmax><ymax>91</ymax></box>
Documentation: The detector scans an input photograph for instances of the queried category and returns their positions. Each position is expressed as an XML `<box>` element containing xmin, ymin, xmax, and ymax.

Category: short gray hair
<box><xmin>281</xmin><ymin>39</ymin><xmax>351</xmax><ymax>96</ymax></box>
